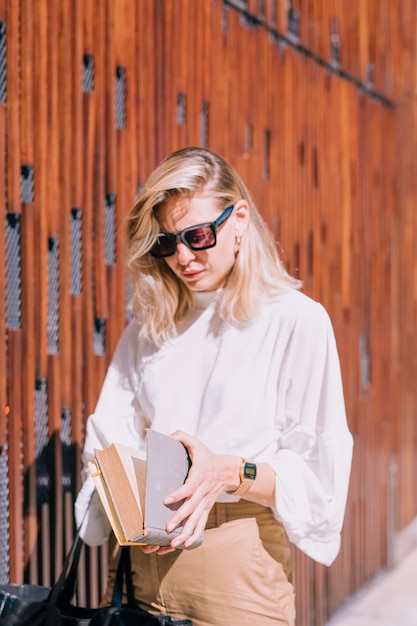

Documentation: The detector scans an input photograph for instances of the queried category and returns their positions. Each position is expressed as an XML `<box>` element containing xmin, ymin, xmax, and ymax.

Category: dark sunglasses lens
<box><xmin>150</xmin><ymin>234</ymin><xmax>176</xmax><ymax>258</ymax></box>
<box><xmin>184</xmin><ymin>226</ymin><xmax>215</xmax><ymax>250</ymax></box>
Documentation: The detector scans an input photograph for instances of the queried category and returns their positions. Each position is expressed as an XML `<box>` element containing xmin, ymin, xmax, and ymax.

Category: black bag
<box><xmin>0</xmin><ymin>535</ymin><xmax>192</xmax><ymax>626</ymax></box>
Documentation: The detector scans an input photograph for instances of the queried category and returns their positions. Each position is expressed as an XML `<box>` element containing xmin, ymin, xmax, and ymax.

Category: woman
<box><xmin>75</xmin><ymin>147</ymin><xmax>353</xmax><ymax>626</ymax></box>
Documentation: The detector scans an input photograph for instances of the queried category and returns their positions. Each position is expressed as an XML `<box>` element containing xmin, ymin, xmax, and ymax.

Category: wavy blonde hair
<box><xmin>126</xmin><ymin>147</ymin><xmax>300</xmax><ymax>345</ymax></box>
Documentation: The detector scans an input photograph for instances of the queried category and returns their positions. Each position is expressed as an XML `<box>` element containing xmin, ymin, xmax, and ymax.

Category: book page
<box><xmin>95</xmin><ymin>444</ymin><xmax>146</xmax><ymax>542</ymax></box>
<box><xmin>88</xmin><ymin>460</ymin><xmax>147</xmax><ymax>545</ymax></box>
<box><xmin>113</xmin><ymin>443</ymin><xmax>146</xmax><ymax>516</ymax></box>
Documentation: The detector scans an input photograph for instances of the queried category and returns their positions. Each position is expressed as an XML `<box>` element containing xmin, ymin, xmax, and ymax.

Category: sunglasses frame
<box><xmin>149</xmin><ymin>204</ymin><xmax>235</xmax><ymax>258</ymax></box>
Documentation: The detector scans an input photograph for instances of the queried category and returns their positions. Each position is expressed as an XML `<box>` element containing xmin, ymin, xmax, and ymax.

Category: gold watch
<box><xmin>228</xmin><ymin>459</ymin><xmax>257</xmax><ymax>496</ymax></box>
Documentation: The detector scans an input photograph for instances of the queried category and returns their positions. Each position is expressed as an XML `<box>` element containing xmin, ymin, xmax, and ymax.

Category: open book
<box><xmin>88</xmin><ymin>430</ymin><xmax>201</xmax><ymax>547</ymax></box>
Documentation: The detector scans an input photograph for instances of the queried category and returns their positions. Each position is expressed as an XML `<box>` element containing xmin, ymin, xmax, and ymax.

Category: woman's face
<box><xmin>155</xmin><ymin>195</ymin><xmax>248</xmax><ymax>292</ymax></box>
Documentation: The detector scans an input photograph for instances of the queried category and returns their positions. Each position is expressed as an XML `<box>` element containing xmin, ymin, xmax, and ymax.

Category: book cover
<box><xmin>89</xmin><ymin>430</ymin><xmax>197</xmax><ymax>547</ymax></box>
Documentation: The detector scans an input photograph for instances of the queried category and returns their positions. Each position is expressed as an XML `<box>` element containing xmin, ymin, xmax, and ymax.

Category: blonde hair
<box><xmin>126</xmin><ymin>147</ymin><xmax>300</xmax><ymax>345</ymax></box>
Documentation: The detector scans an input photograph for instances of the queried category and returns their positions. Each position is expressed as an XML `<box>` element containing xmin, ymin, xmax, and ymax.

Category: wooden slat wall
<box><xmin>1</xmin><ymin>1</ymin><xmax>417</xmax><ymax>624</ymax></box>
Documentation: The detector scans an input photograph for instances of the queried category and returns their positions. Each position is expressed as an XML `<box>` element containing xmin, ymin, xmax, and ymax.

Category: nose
<box><xmin>175</xmin><ymin>242</ymin><xmax>196</xmax><ymax>265</ymax></box>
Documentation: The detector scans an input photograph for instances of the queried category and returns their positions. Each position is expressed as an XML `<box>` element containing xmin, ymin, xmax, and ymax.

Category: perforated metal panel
<box><xmin>115</xmin><ymin>66</ymin><xmax>126</xmax><ymax>129</ymax></box>
<box><xmin>330</xmin><ymin>18</ymin><xmax>341</xmax><ymax>68</ymax></box>
<box><xmin>20</xmin><ymin>165</ymin><xmax>34</xmax><ymax>203</ymax></box>
<box><xmin>288</xmin><ymin>7</ymin><xmax>300</xmax><ymax>41</ymax></box>
<box><xmin>70</xmin><ymin>208</ymin><xmax>82</xmax><ymax>296</ymax></box>
<box><xmin>0</xmin><ymin>447</ymin><xmax>10</xmax><ymax>583</ymax></box>
<box><xmin>177</xmin><ymin>92</ymin><xmax>186</xmax><ymax>125</ymax></box>
<box><xmin>82</xmin><ymin>54</ymin><xmax>94</xmax><ymax>93</ymax></box>
<box><xmin>0</xmin><ymin>21</ymin><xmax>6</xmax><ymax>104</ymax></box>
<box><xmin>34</xmin><ymin>379</ymin><xmax>50</xmax><ymax>506</ymax></box>
<box><xmin>5</xmin><ymin>213</ymin><xmax>22</xmax><ymax>330</ymax></box>
<box><xmin>94</xmin><ymin>318</ymin><xmax>106</xmax><ymax>355</ymax></box>
<box><xmin>47</xmin><ymin>237</ymin><xmax>60</xmax><ymax>354</ymax></box>
<box><xmin>200</xmin><ymin>101</ymin><xmax>209</xmax><ymax>148</ymax></box>
<box><xmin>105</xmin><ymin>194</ymin><xmax>116</xmax><ymax>266</ymax></box>
<box><xmin>61</xmin><ymin>408</ymin><xmax>72</xmax><ymax>492</ymax></box>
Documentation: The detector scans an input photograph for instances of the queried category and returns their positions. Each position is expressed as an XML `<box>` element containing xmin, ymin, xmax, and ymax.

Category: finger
<box><xmin>155</xmin><ymin>546</ymin><xmax>176</xmax><ymax>556</ymax></box>
<box><xmin>164</xmin><ymin>478</ymin><xmax>198</xmax><ymax>507</ymax></box>
<box><xmin>169</xmin><ymin>429</ymin><xmax>189</xmax><ymax>442</ymax></box>
<box><xmin>184</xmin><ymin>515</ymin><xmax>207</xmax><ymax>548</ymax></box>
<box><xmin>169</xmin><ymin>430</ymin><xmax>197</xmax><ymax>453</ymax></box>
<box><xmin>165</xmin><ymin>485</ymin><xmax>203</xmax><ymax>532</ymax></box>
<box><xmin>140</xmin><ymin>544</ymin><xmax>161</xmax><ymax>554</ymax></box>
<box><xmin>170</xmin><ymin>503</ymin><xmax>209</xmax><ymax>548</ymax></box>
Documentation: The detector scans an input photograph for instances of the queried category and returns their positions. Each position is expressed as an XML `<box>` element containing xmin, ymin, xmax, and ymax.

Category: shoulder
<box><xmin>122</xmin><ymin>316</ymin><xmax>141</xmax><ymax>337</ymax></box>
<box><xmin>109</xmin><ymin>317</ymin><xmax>143</xmax><ymax>366</ymax></box>
<box><xmin>267</xmin><ymin>289</ymin><xmax>331</xmax><ymax>328</ymax></box>
<box><xmin>254</xmin><ymin>290</ymin><xmax>336</xmax><ymax>353</ymax></box>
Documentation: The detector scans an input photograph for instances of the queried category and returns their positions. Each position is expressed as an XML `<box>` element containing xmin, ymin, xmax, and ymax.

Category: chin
<box><xmin>186</xmin><ymin>280</ymin><xmax>220</xmax><ymax>292</ymax></box>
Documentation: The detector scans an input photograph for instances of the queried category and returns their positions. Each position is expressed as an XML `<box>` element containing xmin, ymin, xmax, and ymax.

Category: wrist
<box><xmin>227</xmin><ymin>458</ymin><xmax>257</xmax><ymax>497</ymax></box>
<box><xmin>218</xmin><ymin>455</ymin><xmax>243</xmax><ymax>492</ymax></box>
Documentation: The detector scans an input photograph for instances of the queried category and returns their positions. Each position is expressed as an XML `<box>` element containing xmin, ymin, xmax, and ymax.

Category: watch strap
<box><xmin>227</xmin><ymin>459</ymin><xmax>256</xmax><ymax>496</ymax></box>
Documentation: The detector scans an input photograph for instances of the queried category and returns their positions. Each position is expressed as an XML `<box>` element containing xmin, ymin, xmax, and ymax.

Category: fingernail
<box><xmin>164</xmin><ymin>496</ymin><xmax>174</xmax><ymax>504</ymax></box>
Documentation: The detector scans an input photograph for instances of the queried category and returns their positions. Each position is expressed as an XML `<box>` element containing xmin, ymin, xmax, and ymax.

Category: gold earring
<box><xmin>235</xmin><ymin>235</ymin><xmax>242</xmax><ymax>253</ymax></box>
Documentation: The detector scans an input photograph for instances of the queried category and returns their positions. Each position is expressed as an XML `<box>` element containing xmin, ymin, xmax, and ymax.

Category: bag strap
<box><xmin>111</xmin><ymin>546</ymin><xmax>136</xmax><ymax>608</ymax></box>
<box><xmin>47</xmin><ymin>488</ymin><xmax>94</xmax><ymax>608</ymax></box>
<box><xmin>47</xmin><ymin>530</ymin><xmax>83</xmax><ymax>607</ymax></box>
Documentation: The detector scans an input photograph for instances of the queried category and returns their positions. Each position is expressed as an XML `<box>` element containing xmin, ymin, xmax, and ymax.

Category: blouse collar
<box><xmin>193</xmin><ymin>289</ymin><xmax>223</xmax><ymax>310</ymax></box>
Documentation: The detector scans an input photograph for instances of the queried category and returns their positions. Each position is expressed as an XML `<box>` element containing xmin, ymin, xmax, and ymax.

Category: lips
<box><xmin>182</xmin><ymin>270</ymin><xmax>203</xmax><ymax>280</ymax></box>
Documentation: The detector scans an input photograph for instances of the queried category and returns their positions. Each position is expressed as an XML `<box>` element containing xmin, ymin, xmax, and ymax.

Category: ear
<box><xmin>233</xmin><ymin>200</ymin><xmax>250</xmax><ymax>237</ymax></box>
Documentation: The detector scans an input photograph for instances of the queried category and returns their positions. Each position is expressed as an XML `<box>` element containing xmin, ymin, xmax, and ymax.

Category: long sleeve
<box><xmin>75</xmin><ymin>318</ymin><xmax>147</xmax><ymax>545</ymax></box>
<box><xmin>271</xmin><ymin>301</ymin><xmax>353</xmax><ymax>565</ymax></box>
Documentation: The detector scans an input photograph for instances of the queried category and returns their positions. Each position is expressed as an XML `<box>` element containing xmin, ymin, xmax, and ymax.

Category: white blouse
<box><xmin>75</xmin><ymin>288</ymin><xmax>353</xmax><ymax>566</ymax></box>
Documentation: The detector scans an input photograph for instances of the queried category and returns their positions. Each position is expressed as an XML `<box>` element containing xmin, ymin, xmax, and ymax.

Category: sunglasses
<box><xmin>149</xmin><ymin>204</ymin><xmax>234</xmax><ymax>258</ymax></box>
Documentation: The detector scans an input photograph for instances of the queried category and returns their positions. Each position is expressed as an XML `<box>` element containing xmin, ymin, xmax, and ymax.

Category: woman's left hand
<box><xmin>158</xmin><ymin>430</ymin><xmax>240</xmax><ymax>552</ymax></box>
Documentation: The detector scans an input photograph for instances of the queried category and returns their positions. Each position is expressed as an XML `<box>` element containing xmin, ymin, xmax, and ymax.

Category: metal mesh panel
<box><xmin>0</xmin><ymin>446</ymin><xmax>10</xmax><ymax>583</ymax></box>
<box><xmin>115</xmin><ymin>66</ymin><xmax>126</xmax><ymax>129</ymax></box>
<box><xmin>360</xmin><ymin>332</ymin><xmax>371</xmax><ymax>390</ymax></box>
<box><xmin>94</xmin><ymin>318</ymin><xmax>106</xmax><ymax>355</ymax></box>
<box><xmin>61</xmin><ymin>408</ymin><xmax>72</xmax><ymax>492</ymax></box>
<box><xmin>0</xmin><ymin>21</ymin><xmax>6</xmax><ymax>104</ymax></box>
<box><xmin>263</xmin><ymin>129</ymin><xmax>270</xmax><ymax>180</ymax></box>
<box><xmin>245</xmin><ymin>123</ymin><xmax>253</xmax><ymax>152</ymax></box>
<box><xmin>330</xmin><ymin>18</ymin><xmax>341</xmax><ymax>68</ymax></box>
<box><xmin>47</xmin><ymin>237</ymin><xmax>60</xmax><ymax>354</ymax></box>
<box><xmin>177</xmin><ymin>92</ymin><xmax>186</xmax><ymax>125</ymax></box>
<box><xmin>200</xmin><ymin>101</ymin><xmax>209</xmax><ymax>148</ymax></box>
<box><xmin>105</xmin><ymin>194</ymin><xmax>116</xmax><ymax>265</ymax></box>
<box><xmin>366</xmin><ymin>63</ymin><xmax>375</xmax><ymax>90</ymax></box>
<box><xmin>82</xmin><ymin>54</ymin><xmax>95</xmax><ymax>93</ymax></box>
<box><xmin>5</xmin><ymin>213</ymin><xmax>22</xmax><ymax>330</ymax></box>
<box><xmin>288</xmin><ymin>8</ymin><xmax>300</xmax><ymax>41</ymax></box>
<box><xmin>20</xmin><ymin>165</ymin><xmax>34</xmax><ymax>203</ymax></box>
<box><xmin>227</xmin><ymin>0</ymin><xmax>247</xmax><ymax>8</ymax></box>
<box><xmin>70</xmin><ymin>208</ymin><xmax>82</xmax><ymax>296</ymax></box>
<box><xmin>34</xmin><ymin>379</ymin><xmax>50</xmax><ymax>506</ymax></box>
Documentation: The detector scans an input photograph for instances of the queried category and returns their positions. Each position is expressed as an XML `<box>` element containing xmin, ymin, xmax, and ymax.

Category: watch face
<box><xmin>243</xmin><ymin>462</ymin><xmax>257</xmax><ymax>480</ymax></box>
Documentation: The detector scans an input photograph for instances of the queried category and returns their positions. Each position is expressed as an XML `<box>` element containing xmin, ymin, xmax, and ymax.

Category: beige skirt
<box><xmin>103</xmin><ymin>501</ymin><xmax>295</xmax><ymax>626</ymax></box>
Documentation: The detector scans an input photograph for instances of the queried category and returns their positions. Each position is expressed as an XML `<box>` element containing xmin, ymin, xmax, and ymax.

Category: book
<box><xmin>88</xmin><ymin>429</ymin><xmax>201</xmax><ymax>547</ymax></box>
